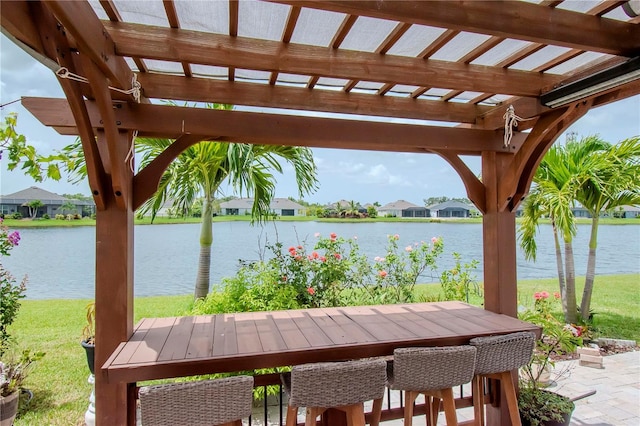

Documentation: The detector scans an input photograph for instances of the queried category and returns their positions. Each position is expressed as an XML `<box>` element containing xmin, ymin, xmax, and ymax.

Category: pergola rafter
<box><xmin>2</xmin><ymin>1</ymin><xmax>639</xmax><ymax>425</ymax></box>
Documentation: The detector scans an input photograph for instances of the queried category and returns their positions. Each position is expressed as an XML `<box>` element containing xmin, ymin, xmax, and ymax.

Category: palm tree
<box><xmin>346</xmin><ymin>200</ymin><xmax>360</xmax><ymax>218</ymax></box>
<box><xmin>137</xmin><ymin>138</ymin><xmax>318</xmax><ymax>299</ymax></box>
<box><xmin>518</xmin><ymin>137</ymin><xmax>608</xmax><ymax>323</ymax></box>
<box><xmin>573</xmin><ymin>136</ymin><xmax>640</xmax><ymax>320</ymax></box>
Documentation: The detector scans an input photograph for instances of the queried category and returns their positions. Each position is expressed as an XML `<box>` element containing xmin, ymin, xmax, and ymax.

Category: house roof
<box><xmin>378</xmin><ymin>200</ymin><xmax>420</xmax><ymax>211</ymax></box>
<box><xmin>427</xmin><ymin>200</ymin><xmax>472</xmax><ymax>210</ymax></box>
<box><xmin>0</xmin><ymin>186</ymin><xmax>94</xmax><ymax>205</ymax></box>
<box><xmin>219</xmin><ymin>198</ymin><xmax>304</xmax><ymax>210</ymax></box>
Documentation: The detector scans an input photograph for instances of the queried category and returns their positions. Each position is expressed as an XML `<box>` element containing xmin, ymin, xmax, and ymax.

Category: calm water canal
<box><xmin>3</xmin><ymin>221</ymin><xmax>639</xmax><ymax>299</ymax></box>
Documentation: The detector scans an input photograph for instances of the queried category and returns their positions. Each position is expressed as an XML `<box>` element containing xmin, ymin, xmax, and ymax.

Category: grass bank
<box><xmin>8</xmin><ymin>274</ymin><xmax>639</xmax><ymax>425</ymax></box>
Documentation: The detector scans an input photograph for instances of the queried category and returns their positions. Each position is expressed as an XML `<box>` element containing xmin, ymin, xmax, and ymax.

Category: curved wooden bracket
<box><xmin>434</xmin><ymin>150</ymin><xmax>487</xmax><ymax>214</ymax></box>
<box><xmin>132</xmin><ymin>134</ymin><xmax>206</xmax><ymax>210</ymax></box>
<box><xmin>28</xmin><ymin>2</ymin><xmax>107</xmax><ymax>210</ymax></box>
<box><xmin>496</xmin><ymin>103</ymin><xmax>589</xmax><ymax>212</ymax></box>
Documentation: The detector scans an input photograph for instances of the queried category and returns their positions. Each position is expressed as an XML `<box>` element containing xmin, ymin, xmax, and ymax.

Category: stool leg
<box><xmin>370</xmin><ymin>398</ymin><xmax>383</xmax><ymax>426</ymax></box>
<box><xmin>286</xmin><ymin>405</ymin><xmax>298</xmax><ymax>426</ymax></box>
<box><xmin>441</xmin><ymin>388</ymin><xmax>458</xmax><ymax>426</ymax></box>
<box><xmin>500</xmin><ymin>371</ymin><xmax>522</xmax><ymax>426</ymax></box>
<box><xmin>344</xmin><ymin>403</ymin><xmax>366</xmax><ymax>426</ymax></box>
<box><xmin>429</xmin><ymin>395</ymin><xmax>439</xmax><ymax>426</ymax></box>
<box><xmin>306</xmin><ymin>407</ymin><xmax>324</xmax><ymax>426</ymax></box>
<box><xmin>472</xmin><ymin>376</ymin><xmax>485</xmax><ymax>426</ymax></box>
<box><xmin>404</xmin><ymin>390</ymin><xmax>419</xmax><ymax>426</ymax></box>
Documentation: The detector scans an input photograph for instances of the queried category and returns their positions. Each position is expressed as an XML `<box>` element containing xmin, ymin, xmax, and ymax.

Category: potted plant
<box><xmin>0</xmin><ymin>348</ymin><xmax>44</xmax><ymax>426</ymax></box>
<box><xmin>518</xmin><ymin>291</ymin><xmax>583</xmax><ymax>426</ymax></box>
<box><xmin>81</xmin><ymin>302</ymin><xmax>95</xmax><ymax>375</ymax></box>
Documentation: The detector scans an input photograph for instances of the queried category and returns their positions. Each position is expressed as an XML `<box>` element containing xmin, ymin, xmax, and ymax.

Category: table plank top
<box><xmin>102</xmin><ymin>301</ymin><xmax>539</xmax><ymax>384</ymax></box>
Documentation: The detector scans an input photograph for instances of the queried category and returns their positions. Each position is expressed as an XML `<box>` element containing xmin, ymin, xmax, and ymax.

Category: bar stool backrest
<box><xmin>470</xmin><ymin>331</ymin><xmax>536</xmax><ymax>375</ymax></box>
<box><xmin>139</xmin><ymin>375</ymin><xmax>254</xmax><ymax>426</ymax></box>
<box><xmin>391</xmin><ymin>346</ymin><xmax>477</xmax><ymax>391</ymax></box>
<box><xmin>287</xmin><ymin>359</ymin><xmax>387</xmax><ymax>408</ymax></box>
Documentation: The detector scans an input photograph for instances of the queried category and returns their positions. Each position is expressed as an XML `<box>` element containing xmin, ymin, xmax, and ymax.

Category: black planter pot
<box><xmin>81</xmin><ymin>340</ymin><xmax>95</xmax><ymax>375</ymax></box>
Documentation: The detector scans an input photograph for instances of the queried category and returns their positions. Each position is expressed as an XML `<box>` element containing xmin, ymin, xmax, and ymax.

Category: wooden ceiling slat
<box><xmin>533</xmin><ymin>49</ymin><xmax>583</xmax><ymax>73</ymax></box>
<box><xmin>135</xmin><ymin>73</ymin><xmax>489</xmax><ymax>123</ymax></box>
<box><xmin>376</xmin><ymin>22</ymin><xmax>412</xmax><ymax>55</ymax></box>
<box><xmin>0</xmin><ymin>2</ymin><xmax>45</xmax><ymax>56</ymax></box>
<box><xmin>588</xmin><ymin>1</ymin><xmax>627</xmax><ymax>16</ymax></box>
<box><xmin>269</xmin><ymin>6</ymin><xmax>301</xmax><ymax>85</ymax></box>
<box><xmin>331</xmin><ymin>14</ymin><xmax>358</xmax><ymax>49</ymax></box>
<box><xmin>441</xmin><ymin>90</ymin><xmax>463</xmax><ymax>102</ymax></box>
<box><xmin>105</xmin><ymin>22</ymin><xmax>560</xmax><ymax>97</ymax></box>
<box><xmin>23</xmin><ymin>97</ymin><xmax>517</xmax><ymax>155</ymax></box>
<box><xmin>270</xmin><ymin>0</ymin><xmax>640</xmax><ymax>56</ymax></box>
<box><xmin>459</xmin><ymin>36</ymin><xmax>504</xmax><ymax>64</ymax></box>
<box><xmin>343</xmin><ymin>80</ymin><xmax>358</xmax><ymax>92</ymax></box>
<box><xmin>229</xmin><ymin>0</ymin><xmax>239</xmax><ymax>37</ymax></box>
<box><xmin>99</xmin><ymin>0</ymin><xmax>122</xmax><ymax>21</ymax></box>
<box><xmin>162</xmin><ymin>0</ymin><xmax>192</xmax><ymax>77</ymax></box>
<box><xmin>411</xmin><ymin>87</ymin><xmax>429</xmax><ymax>99</ymax></box>
<box><xmin>539</xmin><ymin>0</ymin><xmax>563</xmax><ymax>7</ymax></box>
<box><xmin>469</xmin><ymin>93</ymin><xmax>493</xmax><ymax>105</ymax></box>
<box><xmin>376</xmin><ymin>83</ymin><xmax>394</xmax><ymax>96</ymax></box>
<box><xmin>495</xmin><ymin>43</ymin><xmax>545</xmax><ymax>68</ymax></box>
<box><xmin>418</xmin><ymin>29</ymin><xmax>458</xmax><ymax>59</ymax></box>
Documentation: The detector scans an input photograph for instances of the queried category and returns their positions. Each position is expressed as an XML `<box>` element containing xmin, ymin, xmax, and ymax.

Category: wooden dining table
<box><xmin>102</xmin><ymin>301</ymin><xmax>540</xmax><ymax>384</ymax></box>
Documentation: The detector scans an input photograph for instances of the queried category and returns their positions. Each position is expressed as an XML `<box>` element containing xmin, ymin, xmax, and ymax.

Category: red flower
<box><xmin>330</xmin><ymin>232</ymin><xmax>337</xmax><ymax>240</ymax></box>
<box><xmin>297</xmin><ymin>245</ymin><xmax>303</xmax><ymax>250</ymax></box>
<box><xmin>312</xmin><ymin>251</ymin><xmax>319</xmax><ymax>259</ymax></box>
<box><xmin>378</xmin><ymin>270</ymin><xmax>388</xmax><ymax>278</ymax></box>
<box><xmin>334</xmin><ymin>253</ymin><xmax>341</xmax><ymax>260</ymax></box>
<box><xmin>289</xmin><ymin>250</ymin><xmax>297</xmax><ymax>256</ymax></box>
<box><xmin>320</xmin><ymin>256</ymin><xmax>326</xmax><ymax>262</ymax></box>
<box><xmin>540</xmin><ymin>291</ymin><xmax>550</xmax><ymax>299</ymax></box>
<box><xmin>534</xmin><ymin>292</ymin><xmax>542</xmax><ymax>300</ymax></box>
<box><xmin>554</xmin><ymin>292</ymin><xmax>561</xmax><ymax>299</ymax></box>
<box><xmin>307</xmin><ymin>287</ymin><xmax>315</xmax><ymax>295</ymax></box>
<box><xmin>288</xmin><ymin>246</ymin><xmax>296</xmax><ymax>253</ymax></box>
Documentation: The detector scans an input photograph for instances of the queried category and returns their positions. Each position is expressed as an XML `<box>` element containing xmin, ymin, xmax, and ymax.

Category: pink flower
<box><xmin>7</xmin><ymin>231</ymin><xmax>20</xmax><ymax>246</ymax></box>
<box><xmin>320</xmin><ymin>256</ymin><xmax>326</xmax><ymax>262</ymax></box>
<box><xmin>288</xmin><ymin>246</ymin><xmax>296</xmax><ymax>252</ymax></box>
<box><xmin>353</xmin><ymin>236</ymin><xmax>358</xmax><ymax>240</ymax></box>
<box><xmin>431</xmin><ymin>237</ymin><xmax>439</xmax><ymax>244</ymax></box>
<box><xmin>334</xmin><ymin>253</ymin><xmax>341</xmax><ymax>260</ymax></box>
<box><xmin>297</xmin><ymin>245</ymin><xmax>303</xmax><ymax>250</ymax></box>
<box><xmin>307</xmin><ymin>255</ymin><xmax>314</xmax><ymax>261</ymax></box>
<box><xmin>289</xmin><ymin>250</ymin><xmax>297</xmax><ymax>257</ymax></box>
<box><xmin>312</xmin><ymin>251</ymin><xmax>319</xmax><ymax>259</ymax></box>
<box><xmin>540</xmin><ymin>291</ymin><xmax>550</xmax><ymax>299</ymax></box>
<box><xmin>534</xmin><ymin>292</ymin><xmax>542</xmax><ymax>300</ymax></box>
<box><xmin>554</xmin><ymin>292</ymin><xmax>561</xmax><ymax>299</ymax></box>
<box><xmin>330</xmin><ymin>232</ymin><xmax>337</xmax><ymax>240</ymax></box>
<box><xmin>405</xmin><ymin>245</ymin><xmax>413</xmax><ymax>252</ymax></box>
<box><xmin>394</xmin><ymin>234</ymin><xmax>400</xmax><ymax>240</ymax></box>
<box><xmin>378</xmin><ymin>270</ymin><xmax>388</xmax><ymax>278</ymax></box>
<box><xmin>307</xmin><ymin>287</ymin><xmax>315</xmax><ymax>295</ymax></box>
<box><xmin>314</xmin><ymin>232</ymin><xmax>321</xmax><ymax>237</ymax></box>
<box><xmin>294</xmin><ymin>255</ymin><xmax>302</xmax><ymax>261</ymax></box>
<box><xmin>374</xmin><ymin>256</ymin><xmax>381</xmax><ymax>262</ymax></box>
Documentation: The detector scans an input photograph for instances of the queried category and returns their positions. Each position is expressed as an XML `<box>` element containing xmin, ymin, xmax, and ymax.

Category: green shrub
<box><xmin>42</xmin><ymin>214</ymin><xmax>50</xmax><ymax>220</ymax></box>
<box><xmin>10</xmin><ymin>213</ymin><xmax>21</xmax><ymax>220</ymax></box>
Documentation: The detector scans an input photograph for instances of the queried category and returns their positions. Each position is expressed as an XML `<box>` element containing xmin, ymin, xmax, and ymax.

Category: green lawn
<box><xmin>7</xmin><ymin>274</ymin><xmax>639</xmax><ymax>425</ymax></box>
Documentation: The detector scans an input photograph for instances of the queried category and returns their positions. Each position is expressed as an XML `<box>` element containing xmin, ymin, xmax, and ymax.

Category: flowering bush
<box><xmin>439</xmin><ymin>252</ymin><xmax>480</xmax><ymax>302</ymax></box>
<box><xmin>1</xmin><ymin>219</ymin><xmax>27</xmax><ymax>354</ymax></box>
<box><xmin>517</xmin><ymin>291</ymin><xmax>582</xmax><ymax>425</ymax></box>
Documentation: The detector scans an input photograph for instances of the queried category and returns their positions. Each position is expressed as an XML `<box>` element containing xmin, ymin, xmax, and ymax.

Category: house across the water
<box><xmin>0</xmin><ymin>186</ymin><xmax>95</xmax><ymax>218</ymax></box>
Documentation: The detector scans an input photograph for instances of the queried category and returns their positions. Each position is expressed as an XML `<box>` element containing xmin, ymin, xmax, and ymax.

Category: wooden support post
<box><xmin>94</xmin><ymin>131</ymin><xmax>135</xmax><ymax>426</ymax></box>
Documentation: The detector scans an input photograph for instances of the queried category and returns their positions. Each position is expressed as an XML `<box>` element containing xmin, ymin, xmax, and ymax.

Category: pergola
<box><xmin>2</xmin><ymin>1</ymin><xmax>639</xmax><ymax>425</ymax></box>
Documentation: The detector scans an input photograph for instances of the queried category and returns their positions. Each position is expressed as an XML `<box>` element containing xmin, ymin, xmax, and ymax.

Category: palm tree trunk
<box><xmin>194</xmin><ymin>198</ymin><xmax>214</xmax><ymax>300</ymax></box>
<box><xmin>551</xmin><ymin>221</ymin><xmax>566</xmax><ymax>312</ymax></box>
<box><xmin>563</xmin><ymin>239</ymin><xmax>578</xmax><ymax>323</ymax></box>
<box><xmin>580</xmin><ymin>216</ymin><xmax>599</xmax><ymax>321</ymax></box>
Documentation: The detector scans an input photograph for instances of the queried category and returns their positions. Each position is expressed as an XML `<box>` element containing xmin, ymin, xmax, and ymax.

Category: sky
<box><xmin>1</xmin><ymin>33</ymin><xmax>639</xmax><ymax>206</ymax></box>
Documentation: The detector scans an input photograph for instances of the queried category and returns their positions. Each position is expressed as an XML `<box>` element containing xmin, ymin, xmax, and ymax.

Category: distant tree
<box><xmin>373</xmin><ymin>201</ymin><xmax>381</xmax><ymax>207</ymax></box>
<box><xmin>63</xmin><ymin>193</ymin><xmax>93</xmax><ymax>202</ymax></box>
<box><xmin>367</xmin><ymin>205</ymin><xmax>378</xmax><ymax>218</ymax></box>
<box><xmin>424</xmin><ymin>196</ymin><xmax>448</xmax><ymax>206</ymax></box>
<box><xmin>346</xmin><ymin>200</ymin><xmax>360</xmax><ymax>218</ymax></box>
<box><xmin>59</xmin><ymin>201</ymin><xmax>76</xmax><ymax>215</ymax></box>
<box><xmin>27</xmin><ymin>200</ymin><xmax>44</xmax><ymax>219</ymax></box>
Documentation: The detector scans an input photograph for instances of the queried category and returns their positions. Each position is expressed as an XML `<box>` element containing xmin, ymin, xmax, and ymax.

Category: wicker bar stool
<box><xmin>470</xmin><ymin>332</ymin><xmax>536</xmax><ymax>426</ymax></box>
<box><xmin>138</xmin><ymin>376</ymin><xmax>254</xmax><ymax>426</ymax></box>
<box><xmin>387</xmin><ymin>346</ymin><xmax>477</xmax><ymax>426</ymax></box>
<box><xmin>281</xmin><ymin>358</ymin><xmax>387</xmax><ymax>426</ymax></box>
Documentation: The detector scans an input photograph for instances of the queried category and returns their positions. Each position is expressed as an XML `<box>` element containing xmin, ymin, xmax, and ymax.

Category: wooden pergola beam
<box><xmin>271</xmin><ymin>0</ymin><xmax>640</xmax><ymax>56</ymax></box>
<box><xmin>21</xmin><ymin>97</ymin><xmax>525</xmax><ymax>155</ymax></box>
<box><xmin>135</xmin><ymin>73</ymin><xmax>490</xmax><ymax>123</ymax></box>
<box><xmin>103</xmin><ymin>22</ymin><xmax>561</xmax><ymax>97</ymax></box>
<box><xmin>43</xmin><ymin>1</ymin><xmax>135</xmax><ymax>92</ymax></box>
